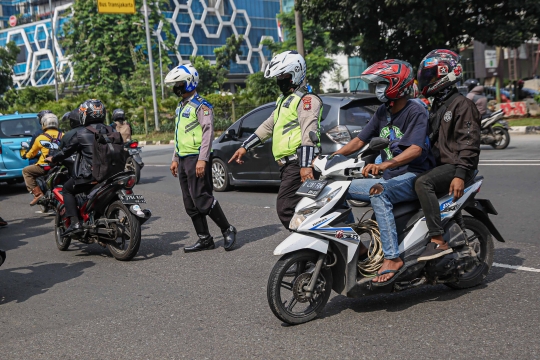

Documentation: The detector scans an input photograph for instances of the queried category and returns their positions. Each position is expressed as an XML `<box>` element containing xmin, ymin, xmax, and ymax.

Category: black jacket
<box><xmin>52</xmin><ymin>123</ymin><xmax>110</xmax><ymax>184</ymax></box>
<box><xmin>431</xmin><ymin>91</ymin><xmax>481</xmax><ymax>180</ymax></box>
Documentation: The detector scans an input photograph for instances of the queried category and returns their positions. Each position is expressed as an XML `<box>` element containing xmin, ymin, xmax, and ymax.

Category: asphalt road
<box><xmin>0</xmin><ymin>136</ymin><xmax>539</xmax><ymax>359</ymax></box>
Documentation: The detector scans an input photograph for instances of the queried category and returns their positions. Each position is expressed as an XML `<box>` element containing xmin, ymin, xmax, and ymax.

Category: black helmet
<box><xmin>464</xmin><ymin>78</ymin><xmax>480</xmax><ymax>92</ymax></box>
<box><xmin>79</xmin><ymin>99</ymin><xmax>106</xmax><ymax>125</ymax></box>
<box><xmin>112</xmin><ymin>108</ymin><xmax>125</xmax><ymax>122</ymax></box>
<box><xmin>37</xmin><ymin>110</ymin><xmax>53</xmax><ymax>124</ymax></box>
<box><xmin>67</xmin><ymin>109</ymin><xmax>82</xmax><ymax>129</ymax></box>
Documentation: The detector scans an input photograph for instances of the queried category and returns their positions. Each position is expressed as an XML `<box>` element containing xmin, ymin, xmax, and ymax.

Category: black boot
<box><xmin>208</xmin><ymin>201</ymin><xmax>237</xmax><ymax>251</ymax></box>
<box><xmin>64</xmin><ymin>217</ymin><xmax>82</xmax><ymax>235</ymax></box>
<box><xmin>184</xmin><ymin>234</ymin><xmax>215</xmax><ymax>253</ymax></box>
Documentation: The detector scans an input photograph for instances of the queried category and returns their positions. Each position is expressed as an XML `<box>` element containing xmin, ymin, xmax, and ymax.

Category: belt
<box><xmin>276</xmin><ymin>154</ymin><xmax>298</xmax><ymax>167</ymax></box>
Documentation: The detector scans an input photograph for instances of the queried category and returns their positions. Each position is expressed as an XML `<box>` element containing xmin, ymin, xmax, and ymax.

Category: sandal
<box><xmin>371</xmin><ymin>264</ymin><xmax>408</xmax><ymax>287</ymax></box>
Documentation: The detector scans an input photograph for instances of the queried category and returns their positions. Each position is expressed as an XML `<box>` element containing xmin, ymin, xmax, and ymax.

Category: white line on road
<box><xmin>479</xmin><ymin>164</ymin><xmax>540</xmax><ymax>166</ymax></box>
<box><xmin>144</xmin><ymin>165</ymin><xmax>170</xmax><ymax>167</ymax></box>
<box><xmin>493</xmin><ymin>263</ymin><xmax>540</xmax><ymax>273</ymax></box>
<box><xmin>480</xmin><ymin>160</ymin><xmax>540</xmax><ymax>162</ymax></box>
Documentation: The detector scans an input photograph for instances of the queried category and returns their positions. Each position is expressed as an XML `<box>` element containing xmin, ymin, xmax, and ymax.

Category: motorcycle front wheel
<box><xmin>491</xmin><ymin>127</ymin><xmax>510</xmax><ymax>149</ymax></box>
<box><xmin>267</xmin><ymin>250</ymin><xmax>333</xmax><ymax>325</ymax></box>
<box><xmin>105</xmin><ymin>201</ymin><xmax>141</xmax><ymax>261</ymax></box>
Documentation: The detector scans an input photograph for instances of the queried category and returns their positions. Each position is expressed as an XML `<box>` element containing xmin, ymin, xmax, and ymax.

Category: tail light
<box><xmin>42</xmin><ymin>166</ymin><xmax>51</xmax><ymax>171</ymax></box>
<box><xmin>125</xmin><ymin>175</ymin><xmax>137</xmax><ymax>188</ymax></box>
<box><xmin>129</xmin><ymin>141</ymin><xmax>138</xmax><ymax>148</ymax></box>
<box><xmin>326</xmin><ymin>125</ymin><xmax>351</xmax><ymax>145</ymax></box>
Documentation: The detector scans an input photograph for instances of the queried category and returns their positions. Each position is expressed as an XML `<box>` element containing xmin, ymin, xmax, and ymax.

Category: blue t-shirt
<box><xmin>357</xmin><ymin>100</ymin><xmax>435</xmax><ymax>180</ymax></box>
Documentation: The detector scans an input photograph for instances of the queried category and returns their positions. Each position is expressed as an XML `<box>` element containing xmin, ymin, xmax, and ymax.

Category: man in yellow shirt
<box><xmin>21</xmin><ymin>113</ymin><xmax>62</xmax><ymax>205</ymax></box>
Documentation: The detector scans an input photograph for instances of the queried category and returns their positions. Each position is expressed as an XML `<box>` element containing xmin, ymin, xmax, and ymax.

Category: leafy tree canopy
<box><xmin>0</xmin><ymin>41</ymin><xmax>20</xmax><ymax>99</ymax></box>
<box><xmin>300</xmin><ymin>0</ymin><xmax>540</xmax><ymax>68</ymax></box>
<box><xmin>62</xmin><ymin>0</ymin><xmax>174</xmax><ymax>94</ymax></box>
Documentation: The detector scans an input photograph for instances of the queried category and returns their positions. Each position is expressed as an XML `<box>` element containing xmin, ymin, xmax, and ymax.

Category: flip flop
<box><xmin>371</xmin><ymin>264</ymin><xmax>408</xmax><ymax>287</ymax></box>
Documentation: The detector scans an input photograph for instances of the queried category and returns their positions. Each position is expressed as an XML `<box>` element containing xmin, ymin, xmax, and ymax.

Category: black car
<box><xmin>211</xmin><ymin>93</ymin><xmax>381</xmax><ymax>191</ymax></box>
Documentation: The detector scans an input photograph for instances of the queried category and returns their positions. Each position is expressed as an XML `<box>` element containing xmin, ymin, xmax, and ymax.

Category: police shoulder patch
<box><xmin>201</xmin><ymin>105</ymin><xmax>211</xmax><ymax>116</ymax></box>
<box><xmin>443</xmin><ymin>110</ymin><xmax>452</xmax><ymax>122</ymax></box>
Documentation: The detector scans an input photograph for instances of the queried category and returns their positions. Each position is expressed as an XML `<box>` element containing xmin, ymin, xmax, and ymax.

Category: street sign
<box><xmin>9</xmin><ymin>15</ymin><xmax>17</xmax><ymax>27</ymax></box>
<box><xmin>97</xmin><ymin>0</ymin><xmax>136</xmax><ymax>14</ymax></box>
<box><xmin>485</xmin><ymin>50</ymin><xmax>497</xmax><ymax>69</ymax></box>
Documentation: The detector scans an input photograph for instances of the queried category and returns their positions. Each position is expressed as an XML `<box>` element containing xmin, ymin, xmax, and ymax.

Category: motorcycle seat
<box><xmin>392</xmin><ymin>200</ymin><xmax>421</xmax><ymax>218</ymax></box>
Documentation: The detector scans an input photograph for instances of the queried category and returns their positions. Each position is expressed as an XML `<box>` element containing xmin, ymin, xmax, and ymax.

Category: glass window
<box><xmin>340</xmin><ymin>105</ymin><xmax>375</xmax><ymax>127</ymax></box>
<box><xmin>0</xmin><ymin>118</ymin><xmax>40</xmax><ymax>138</ymax></box>
<box><xmin>239</xmin><ymin>106</ymin><xmax>274</xmax><ymax>138</ymax></box>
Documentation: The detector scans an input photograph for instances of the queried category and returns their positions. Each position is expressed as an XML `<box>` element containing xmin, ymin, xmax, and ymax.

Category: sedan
<box><xmin>211</xmin><ymin>93</ymin><xmax>380</xmax><ymax>191</ymax></box>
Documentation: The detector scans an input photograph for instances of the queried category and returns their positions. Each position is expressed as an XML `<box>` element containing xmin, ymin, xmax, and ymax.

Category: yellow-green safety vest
<box><xmin>174</xmin><ymin>95</ymin><xmax>212</xmax><ymax>157</ymax></box>
<box><xmin>272</xmin><ymin>90</ymin><xmax>322</xmax><ymax>160</ymax></box>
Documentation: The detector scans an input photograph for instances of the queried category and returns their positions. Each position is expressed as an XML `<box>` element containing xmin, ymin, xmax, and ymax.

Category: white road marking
<box><xmin>493</xmin><ymin>263</ymin><xmax>540</xmax><ymax>273</ymax></box>
<box><xmin>480</xmin><ymin>160</ymin><xmax>540</xmax><ymax>162</ymax></box>
<box><xmin>144</xmin><ymin>165</ymin><xmax>170</xmax><ymax>167</ymax></box>
<box><xmin>479</xmin><ymin>164</ymin><xmax>540</xmax><ymax>166</ymax></box>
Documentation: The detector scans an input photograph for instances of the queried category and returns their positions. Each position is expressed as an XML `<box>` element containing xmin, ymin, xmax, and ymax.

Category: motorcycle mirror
<box><xmin>226</xmin><ymin>128</ymin><xmax>237</xmax><ymax>139</ymax></box>
<box><xmin>369</xmin><ymin>137</ymin><xmax>390</xmax><ymax>151</ymax></box>
<box><xmin>21</xmin><ymin>141</ymin><xmax>29</xmax><ymax>149</ymax></box>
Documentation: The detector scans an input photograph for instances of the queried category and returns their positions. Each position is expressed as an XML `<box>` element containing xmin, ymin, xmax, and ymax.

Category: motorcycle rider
<box><xmin>21</xmin><ymin>113</ymin><xmax>63</xmax><ymax>206</ymax></box>
<box><xmin>28</xmin><ymin>110</ymin><xmax>53</xmax><ymax>150</ymax></box>
<box><xmin>112</xmin><ymin>109</ymin><xmax>132</xmax><ymax>142</ymax></box>
<box><xmin>59</xmin><ymin>109</ymin><xmax>83</xmax><ymax>149</ymax></box>
<box><xmin>46</xmin><ymin>99</ymin><xmax>109</xmax><ymax>235</ymax></box>
<box><xmin>166</xmin><ymin>64</ymin><xmax>237</xmax><ymax>252</ymax></box>
<box><xmin>332</xmin><ymin>59</ymin><xmax>435</xmax><ymax>284</ymax></box>
<box><xmin>229</xmin><ymin>50</ymin><xmax>322</xmax><ymax>230</ymax></box>
<box><xmin>465</xmin><ymin>79</ymin><xmax>489</xmax><ymax>119</ymax></box>
<box><xmin>415</xmin><ymin>49</ymin><xmax>481</xmax><ymax>261</ymax></box>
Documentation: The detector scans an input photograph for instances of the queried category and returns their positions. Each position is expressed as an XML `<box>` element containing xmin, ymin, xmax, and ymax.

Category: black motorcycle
<box><xmin>124</xmin><ymin>140</ymin><xmax>144</xmax><ymax>184</ymax></box>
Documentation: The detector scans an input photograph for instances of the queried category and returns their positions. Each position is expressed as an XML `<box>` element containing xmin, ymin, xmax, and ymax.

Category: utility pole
<box><xmin>142</xmin><ymin>0</ymin><xmax>160</xmax><ymax>131</ymax></box>
<box><xmin>157</xmin><ymin>34</ymin><xmax>164</xmax><ymax>100</ymax></box>
<box><xmin>294</xmin><ymin>0</ymin><xmax>304</xmax><ymax>58</ymax></box>
<box><xmin>48</xmin><ymin>0</ymin><xmax>59</xmax><ymax>101</ymax></box>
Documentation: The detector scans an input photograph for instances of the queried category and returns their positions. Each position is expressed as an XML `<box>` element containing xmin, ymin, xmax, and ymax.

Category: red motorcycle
<box><xmin>53</xmin><ymin>171</ymin><xmax>151</xmax><ymax>261</ymax></box>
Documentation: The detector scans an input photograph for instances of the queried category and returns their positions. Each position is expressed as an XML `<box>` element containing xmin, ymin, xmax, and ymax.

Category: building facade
<box><xmin>0</xmin><ymin>0</ymin><xmax>281</xmax><ymax>89</ymax></box>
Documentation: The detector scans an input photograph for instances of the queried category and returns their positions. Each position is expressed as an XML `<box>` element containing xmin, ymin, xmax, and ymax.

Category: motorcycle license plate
<box><xmin>119</xmin><ymin>195</ymin><xmax>146</xmax><ymax>204</ymax></box>
<box><xmin>295</xmin><ymin>179</ymin><xmax>327</xmax><ymax>198</ymax></box>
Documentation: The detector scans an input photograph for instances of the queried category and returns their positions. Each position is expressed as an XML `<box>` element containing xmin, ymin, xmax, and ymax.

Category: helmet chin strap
<box><xmin>385</xmin><ymin>101</ymin><xmax>395</xmax><ymax>113</ymax></box>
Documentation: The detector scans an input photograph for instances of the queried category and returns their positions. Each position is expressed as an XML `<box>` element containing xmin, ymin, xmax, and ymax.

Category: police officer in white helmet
<box><xmin>166</xmin><ymin>64</ymin><xmax>237</xmax><ymax>252</ymax></box>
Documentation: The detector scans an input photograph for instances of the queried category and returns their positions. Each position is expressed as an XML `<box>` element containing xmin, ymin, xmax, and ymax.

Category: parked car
<box><xmin>0</xmin><ymin>113</ymin><xmax>39</xmax><ymax>184</ymax></box>
<box><xmin>211</xmin><ymin>93</ymin><xmax>381</xmax><ymax>191</ymax></box>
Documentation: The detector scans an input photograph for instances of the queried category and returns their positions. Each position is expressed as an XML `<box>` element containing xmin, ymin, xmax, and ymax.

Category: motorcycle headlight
<box><xmin>289</xmin><ymin>187</ymin><xmax>342</xmax><ymax>230</ymax></box>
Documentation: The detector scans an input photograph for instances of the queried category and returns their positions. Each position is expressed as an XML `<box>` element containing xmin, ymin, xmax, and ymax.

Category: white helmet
<box><xmin>41</xmin><ymin>113</ymin><xmax>59</xmax><ymax>130</ymax></box>
<box><xmin>264</xmin><ymin>50</ymin><xmax>306</xmax><ymax>87</ymax></box>
<box><xmin>164</xmin><ymin>64</ymin><xmax>199</xmax><ymax>92</ymax></box>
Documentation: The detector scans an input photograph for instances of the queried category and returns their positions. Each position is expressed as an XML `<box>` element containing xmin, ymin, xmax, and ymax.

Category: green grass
<box><xmin>132</xmin><ymin>132</ymin><xmax>175</xmax><ymax>143</ymax></box>
<box><xmin>507</xmin><ymin>118</ymin><xmax>540</xmax><ymax>127</ymax></box>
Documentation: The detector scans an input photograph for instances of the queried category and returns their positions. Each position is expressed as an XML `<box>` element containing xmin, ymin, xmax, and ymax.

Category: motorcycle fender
<box><xmin>465</xmin><ymin>199</ymin><xmax>505</xmax><ymax>242</ymax></box>
<box><xmin>133</xmin><ymin>154</ymin><xmax>144</xmax><ymax>168</ymax></box>
<box><xmin>273</xmin><ymin>232</ymin><xmax>329</xmax><ymax>256</ymax></box>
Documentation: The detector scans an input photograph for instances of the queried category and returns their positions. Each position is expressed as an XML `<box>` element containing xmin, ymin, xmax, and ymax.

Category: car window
<box><xmin>239</xmin><ymin>106</ymin><xmax>274</xmax><ymax>138</ymax></box>
<box><xmin>0</xmin><ymin>118</ymin><xmax>40</xmax><ymax>138</ymax></box>
<box><xmin>339</xmin><ymin>105</ymin><xmax>375</xmax><ymax>127</ymax></box>
<box><xmin>321</xmin><ymin>105</ymin><xmax>332</xmax><ymax>121</ymax></box>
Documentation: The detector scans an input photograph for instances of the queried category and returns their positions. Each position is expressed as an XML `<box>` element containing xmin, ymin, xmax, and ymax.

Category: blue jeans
<box><xmin>348</xmin><ymin>172</ymin><xmax>418</xmax><ymax>259</ymax></box>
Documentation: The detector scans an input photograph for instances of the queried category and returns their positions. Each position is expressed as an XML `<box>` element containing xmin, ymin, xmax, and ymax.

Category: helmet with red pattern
<box><xmin>417</xmin><ymin>49</ymin><xmax>463</xmax><ymax>97</ymax></box>
<box><xmin>360</xmin><ymin>59</ymin><xmax>414</xmax><ymax>102</ymax></box>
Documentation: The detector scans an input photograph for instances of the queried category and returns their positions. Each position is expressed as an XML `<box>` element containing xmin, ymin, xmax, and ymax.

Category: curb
<box><xmin>508</xmin><ymin>126</ymin><xmax>540</xmax><ymax>135</ymax></box>
<box><xmin>138</xmin><ymin>140</ymin><xmax>175</xmax><ymax>146</ymax></box>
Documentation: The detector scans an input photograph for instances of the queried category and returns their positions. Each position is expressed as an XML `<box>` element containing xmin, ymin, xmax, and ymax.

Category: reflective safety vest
<box><xmin>174</xmin><ymin>94</ymin><xmax>212</xmax><ymax>157</ymax></box>
<box><xmin>272</xmin><ymin>89</ymin><xmax>322</xmax><ymax>160</ymax></box>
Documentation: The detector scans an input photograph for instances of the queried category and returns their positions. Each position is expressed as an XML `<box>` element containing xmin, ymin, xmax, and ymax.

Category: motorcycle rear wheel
<box><xmin>267</xmin><ymin>250</ymin><xmax>333</xmax><ymax>325</ymax></box>
<box><xmin>55</xmin><ymin>213</ymin><xmax>71</xmax><ymax>251</ymax></box>
<box><xmin>446</xmin><ymin>216</ymin><xmax>493</xmax><ymax>289</ymax></box>
<box><xmin>125</xmin><ymin>157</ymin><xmax>141</xmax><ymax>184</ymax></box>
<box><xmin>105</xmin><ymin>200</ymin><xmax>141</xmax><ymax>261</ymax></box>
<box><xmin>491</xmin><ymin>127</ymin><xmax>510</xmax><ymax>149</ymax></box>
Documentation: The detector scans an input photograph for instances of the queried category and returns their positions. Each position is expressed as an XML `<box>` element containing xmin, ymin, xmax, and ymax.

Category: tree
<box><xmin>263</xmin><ymin>11</ymin><xmax>336</xmax><ymax>92</ymax></box>
<box><xmin>244</xmin><ymin>71</ymin><xmax>280</xmax><ymax>105</ymax></box>
<box><xmin>300</xmin><ymin>0</ymin><xmax>540</xmax><ymax>68</ymax></box>
<box><xmin>0</xmin><ymin>41</ymin><xmax>20</xmax><ymax>98</ymax></box>
<box><xmin>330</xmin><ymin>65</ymin><xmax>345</xmax><ymax>92</ymax></box>
<box><xmin>62</xmin><ymin>0</ymin><xmax>174</xmax><ymax>94</ymax></box>
<box><xmin>215</xmin><ymin>35</ymin><xmax>243</xmax><ymax>70</ymax></box>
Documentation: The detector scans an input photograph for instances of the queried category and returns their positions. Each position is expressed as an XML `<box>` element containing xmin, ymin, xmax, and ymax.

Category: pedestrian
<box><xmin>229</xmin><ymin>50</ymin><xmax>322</xmax><ymax>229</ymax></box>
<box><xmin>165</xmin><ymin>64</ymin><xmax>237</xmax><ymax>252</ymax></box>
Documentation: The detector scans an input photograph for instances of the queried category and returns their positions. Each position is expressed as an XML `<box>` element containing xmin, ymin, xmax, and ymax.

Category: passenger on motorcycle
<box><xmin>111</xmin><ymin>109</ymin><xmax>132</xmax><ymax>143</ymax></box>
<box><xmin>46</xmin><ymin>99</ymin><xmax>108</xmax><ymax>235</ymax></box>
<box><xmin>332</xmin><ymin>59</ymin><xmax>435</xmax><ymax>284</ymax></box>
<box><xmin>22</xmin><ymin>113</ymin><xmax>63</xmax><ymax>206</ymax></box>
<box><xmin>464</xmin><ymin>79</ymin><xmax>490</xmax><ymax>119</ymax></box>
<box><xmin>28</xmin><ymin>110</ymin><xmax>53</xmax><ymax>150</ymax></box>
<box><xmin>415</xmin><ymin>49</ymin><xmax>481</xmax><ymax>261</ymax></box>
<box><xmin>59</xmin><ymin>108</ymin><xmax>83</xmax><ymax>149</ymax></box>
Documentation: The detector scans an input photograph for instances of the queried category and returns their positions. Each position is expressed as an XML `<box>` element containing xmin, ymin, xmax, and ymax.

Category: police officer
<box><xmin>165</xmin><ymin>64</ymin><xmax>237</xmax><ymax>252</ymax></box>
<box><xmin>229</xmin><ymin>50</ymin><xmax>322</xmax><ymax>229</ymax></box>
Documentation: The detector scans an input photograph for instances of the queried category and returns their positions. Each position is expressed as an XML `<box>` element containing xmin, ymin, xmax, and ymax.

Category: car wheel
<box><xmin>212</xmin><ymin>158</ymin><xmax>231</xmax><ymax>192</ymax></box>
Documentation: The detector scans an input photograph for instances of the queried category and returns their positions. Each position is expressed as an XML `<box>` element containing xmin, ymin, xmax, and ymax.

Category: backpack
<box><xmin>86</xmin><ymin>125</ymin><xmax>127</xmax><ymax>182</ymax></box>
<box><xmin>42</xmin><ymin>131</ymin><xmax>63</xmax><ymax>157</ymax></box>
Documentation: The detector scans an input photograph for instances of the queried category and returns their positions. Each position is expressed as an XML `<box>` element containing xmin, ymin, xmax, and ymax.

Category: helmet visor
<box><xmin>417</xmin><ymin>66</ymin><xmax>439</xmax><ymax>94</ymax></box>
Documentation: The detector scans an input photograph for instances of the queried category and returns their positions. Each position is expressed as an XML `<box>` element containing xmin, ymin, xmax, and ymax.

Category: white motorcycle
<box><xmin>267</xmin><ymin>134</ymin><xmax>504</xmax><ymax>325</ymax></box>
<box><xmin>480</xmin><ymin>109</ymin><xmax>510</xmax><ymax>149</ymax></box>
